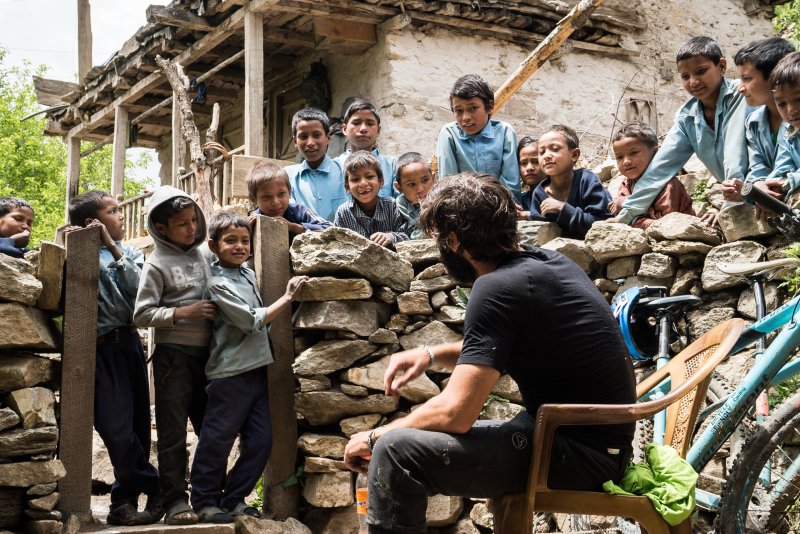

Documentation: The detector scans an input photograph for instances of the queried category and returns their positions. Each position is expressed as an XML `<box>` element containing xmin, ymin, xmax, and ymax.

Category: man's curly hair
<box><xmin>418</xmin><ymin>173</ymin><xmax>518</xmax><ymax>262</ymax></box>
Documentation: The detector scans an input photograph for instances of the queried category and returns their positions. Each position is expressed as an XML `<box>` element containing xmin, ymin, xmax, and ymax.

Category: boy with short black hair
<box><xmin>613</xmin><ymin>36</ymin><xmax>748</xmax><ymax>226</ymax></box>
<box><xmin>68</xmin><ymin>190</ymin><xmax>162</xmax><ymax>526</ymax></box>
<box><xmin>530</xmin><ymin>125</ymin><xmax>612</xmax><ymax>239</ymax></box>
<box><xmin>248</xmin><ymin>161</ymin><xmax>330</xmax><ymax>238</ymax></box>
<box><xmin>766</xmin><ymin>52</ymin><xmax>800</xmax><ymax>198</ymax></box>
<box><xmin>437</xmin><ymin>74</ymin><xmax>521</xmax><ymax>200</ymax></box>
<box><xmin>134</xmin><ymin>186</ymin><xmax>216</xmax><ymax>525</ymax></box>
<box><xmin>189</xmin><ymin>212</ymin><xmax>306</xmax><ymax>523</ymax></box>
<box><xmin>394</xmin><ymin>152</ymin><xmax>434</xmax><ymax>239</ymax></box>
<box><xmin>334</xmin><ymin>151</ymin><xmax>409</xmax><ymax>248</ymax></box>
<box><xmin>334</xmin><ymin>99</ymin><xmax>397</xmax><ymax>198</ymax></box>
<box><xmin>0</xmin><ymin>196</ymin><xmax>34</xmax><ymax>258</ymax></box>
<box><xmin>516</xmin><ymin>136</ymin><xmax>546</xmax><ymax>219</ymax></box>
<box><xmin>608</xmin><ymin>122</ymin><xmax>694</xmax><ymax>229</ymax></box>
<box><xmin>285</xmin><ymin>107</ymin><xmax>348</xmax><ymax>221</ymax></box>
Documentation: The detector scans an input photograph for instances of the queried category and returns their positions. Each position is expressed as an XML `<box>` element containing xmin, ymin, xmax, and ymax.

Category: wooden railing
<box><xmin>119</xmin><ymin>191</ymin><xmax>153</xmax><ymax>242</ymax></box>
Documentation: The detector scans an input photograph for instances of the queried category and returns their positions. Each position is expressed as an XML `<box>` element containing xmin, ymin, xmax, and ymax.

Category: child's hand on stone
<box><xmin>370</xmin><ymin>232</ymin><xmax>394</xmax><ymax>248</ymax></box>
<box><xmin>539</xmin><ymin>198</ymin><xmax>564</xmax><ymax>216</ymax></box>
<box><xmin>285</xmin><ymin>275</ymin><xmax>308</xmax><ymax>300</ymax></box>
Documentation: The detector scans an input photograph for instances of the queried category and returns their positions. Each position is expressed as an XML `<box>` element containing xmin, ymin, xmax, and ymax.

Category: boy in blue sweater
<box><xmin>190</xmin><ymin>212</ymin><xmax>306</xmax><ymax>522</ymax></box>
<box><xmin>613</xmin><ymin>37</ymin><xmax>748</xmax><ymax>226</ymax></box>
<box><xmin>530</xmin><ymin>125</ymin><xmax>612</xmax><ymax>239</ymax></box>
<box><xmin>0</xmin><ymin>197</ymin><xmax>33</xmax><ymax>258</ymax></box>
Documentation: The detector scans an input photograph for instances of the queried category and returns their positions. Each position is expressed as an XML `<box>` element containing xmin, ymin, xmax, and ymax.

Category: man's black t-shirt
<box><xmin>458</xmin><ymin>247</ymin><xmax>636</xmax><ymax>448</ymax></box>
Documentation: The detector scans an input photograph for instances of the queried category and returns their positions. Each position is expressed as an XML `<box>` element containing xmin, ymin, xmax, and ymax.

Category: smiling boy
<box><xmin>437</xmin><ymin>74</ymin><xmax>521</xmax><ymax>200</ymax></box>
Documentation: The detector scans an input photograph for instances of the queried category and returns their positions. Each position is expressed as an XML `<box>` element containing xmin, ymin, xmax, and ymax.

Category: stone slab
<box><xmin>294</xmin><ymin>276</ymin><xmax>373</xmax><ymax>302</ymax></box>
<box><xmin>0</xmin><ymin>304</ymin><xmax>57</xmax><ymax>351</ymax></box>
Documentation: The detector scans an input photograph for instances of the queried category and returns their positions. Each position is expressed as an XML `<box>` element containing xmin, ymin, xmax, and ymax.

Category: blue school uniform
<box><xmin>746</xmin><ymin>106</ymin><xmax>781</xmax><ymax>182</ymax></box>
<box><xmin>530</xmin><ymin>168</ymin><xmax>612</xmax><ymax>239</ymax></box>
<box><xmin>252</xmin><ymin>203</ymin><xmax>331</xmax><ymax>233</ymax></box>
<box><xmin>437</xmin><ymin>119</ymin><xmax>522</xmax><ymax>200</ymax></box>
<box><xmin>0</xmin><ymin>237</ymin><xmax>28</xmax><ymax>258</ymax></box>
<box><xmin>335</xmin><ymin>147</ymin><xmax>397</xmax><ymax>198</ymax></box>
<box><xmin>286</xmin><ymin>155</ymin><xmax>347</xmax><ymax>222</ymax></box>
<box><xmin>767</xmin><ymin>123</ymin><xmax>800</xmax><ymax>196</ymax></box>
<box><xmin>615</xmin><ymin>78</ymin><xmax>748</xmax><ymax>224</ymax></box>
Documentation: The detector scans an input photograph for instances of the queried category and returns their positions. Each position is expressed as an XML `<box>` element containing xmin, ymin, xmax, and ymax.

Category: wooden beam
<box><xmin>33</xmin><ymin>77</ymin><xmax>80</xmax><ymax>107</ymax></box>
<box><xmin>146</xmin><ymin>5</ymin><xmax>214</xmax><ymax>32</ymax></box>
<box><xmin>172</xmin><ymin>95</ymin><xmax>182</xmax><ymax>186</ymax></box>
<box><xmin>111</xmin><ymin>105</ymin><xmax>128</xmax><ymax>198</ymax></box>
<box><xmin>313</xmin><ymin>17</ymin><xmax>377</xmax><ymax>45</ymax></box>
<box><xmin>77</xmin><ymin>0</ymin><xmax>92</xmax><ymax>81</ymax></box>
<box><xmin>244</xmin><ymin>10</ymin><xmax>265</xmax><ymax>157</ymax></box>
<box><xmin>65</xmin><ymin>136</ymin><xmax>80</xmax><ymax>223</ymax></box>
<box><xmin>36</xmin><ymin>242</ymin><xmax>67</xmax><ymax>313</ymax></box>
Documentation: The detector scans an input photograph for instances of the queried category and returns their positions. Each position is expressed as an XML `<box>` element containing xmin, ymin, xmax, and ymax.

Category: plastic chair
<box><xmin>492</xmin><ymin>318</ymin><xmax>745</xmax><ymax>534</ymax></box>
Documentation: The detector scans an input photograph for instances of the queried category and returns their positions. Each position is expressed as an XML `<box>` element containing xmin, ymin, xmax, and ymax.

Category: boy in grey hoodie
<box><xmin>134</xmin><ymin>186</ymin><xmax>215</xmax><ymax>525</ymax></box>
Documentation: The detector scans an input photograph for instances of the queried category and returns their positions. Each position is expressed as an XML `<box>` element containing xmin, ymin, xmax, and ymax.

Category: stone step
<box><xmin>99</xmin><ymin>523</ymin><xmax>235</xmax><ymax>534</ymax></box>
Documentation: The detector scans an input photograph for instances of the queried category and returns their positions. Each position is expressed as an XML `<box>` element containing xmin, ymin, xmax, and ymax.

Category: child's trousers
<box><xmin>190</xmin><ymin>366</ymin><xmax>272</xmax><ymax>512</ymax></box>
<box><xmin>152</xmin><ymin>345</ymin><xmax>209</xmax><ymax>507</ymax></box>
<box><xmin>94</xmin><ymin>328</ymin><xmax>160</xmax><ymax>509</ymax></box>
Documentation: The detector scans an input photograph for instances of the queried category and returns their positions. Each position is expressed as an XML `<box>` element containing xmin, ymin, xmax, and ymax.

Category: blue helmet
<box><xmin>611</xmin><ymin>286</ymin><xmax>667</xmax><ymax>361</ymax></box>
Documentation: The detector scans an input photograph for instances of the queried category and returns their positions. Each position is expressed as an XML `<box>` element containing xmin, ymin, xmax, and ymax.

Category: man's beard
<box><xmin>439</xmin><ymin>243</ymin><xmax>477</xmax><ymax>285</ymax></box>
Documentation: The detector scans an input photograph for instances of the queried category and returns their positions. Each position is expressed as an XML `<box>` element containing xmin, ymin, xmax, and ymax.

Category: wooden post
<box><xmin>65</xmin><ymin>136</ymin><xmax>80</xmax><ymax>223</ymax></box>
<box><xmin>493</xmin><ymin>0</ymin><xmax>604</xmax><ymax>113</ymax></box>
<box><xmin>171</xmin><ymin>95</ymin><xmax>183</xmax><ymax>186</ymax></box>
<box><xmin>253</xmin><ymin>216</ymin><xmax>297</xmax><ymax>519</ymax></box>
<box><xmin>111</xmin><ymin>105</ymin><xmax>128</xmax><ymax>199</ymax></box>
<box><xmin>58</xmin><ymin>226</ymin><xmax>101</xmax><ymax>515</ymax></box>
<box><xmin>77</xmin><ymin>0</ymin><xmax>92</xmax><ymax>81</ymax></box>
<box><xmin>244</xmin><ymin>10</ymin><xmax>265</xmax><ymax>157</ymax></box>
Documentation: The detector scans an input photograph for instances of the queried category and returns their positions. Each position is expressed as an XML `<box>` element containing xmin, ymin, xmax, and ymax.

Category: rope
<box><xmin>202</xmin><ymin>141</ymin><xmax>228</xmax><ymax>162</ymax></box>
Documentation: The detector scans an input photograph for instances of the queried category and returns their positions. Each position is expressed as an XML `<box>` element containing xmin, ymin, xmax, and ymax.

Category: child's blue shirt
<box><xmin>530</xmin><ymin>168</ymin><xmax>612</xmax><ymax>239</ymax></box>
<box><xmin>0</xmin><ymin>238</ymin><xmax>28</xmax><ymax>259</ymax></box>
<box><xmin>286</xmin><ymin>155</ymin><xmax>347</xmax><ymax>222</ymax></box>
<box><xmin>615</xmin><ymin>78</ymin><xmax>748</xmax><ymax>224</ymax></box>
<box><xmin>334</xmin><ymin>147</ymin><xmax>397</xmax><ymax>198</ymax></box>
<box><xmin>767</xmin><ymin>123</ymin><xmax>800</xmax><ymax>196</ymax></box>
<box><xmin>97</xmin><ymin>242</ymin><xmax>143</xmax><ymax>336</ymax></box>
<box><xmin>252</xmin><ymin>203</ymin><xmax>331</xmax><ymax>232</ymax></box>
<box><xmin>745</xmin><ymin>105</ymin><xmax>780</xmax><ymax>182</ymax></box>
<box><xmin>437</xmin><ymin>119</ymin><xmax>521</xmax><ymax>201</ymax></box>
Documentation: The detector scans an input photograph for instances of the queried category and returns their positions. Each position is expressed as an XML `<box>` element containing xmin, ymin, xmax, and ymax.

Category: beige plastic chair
<box><xmin>492</xmin><ymin>318</ymin><xmax>745</xmax><ymax>534</ymax></box>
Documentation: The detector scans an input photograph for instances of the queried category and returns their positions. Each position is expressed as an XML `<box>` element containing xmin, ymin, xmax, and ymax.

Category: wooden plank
<box><xmin>65</xmin><ymin>136</ymin><xmax>80</xmax><ymax>223</ymax></box>
<box><xmin>36</xmin><ymin>241</ymin><xmax>67</xmax><ymax>312</ymax></box>
<box><xmin>32</xmin><ymin>77</ymin><xmax>80</xmax><ymax>107</ymax></box>
<box><xmin>171</xmin><ymin>96</ymin><xmax>182</xmax><ymax>187</ymax></box>
<box><xmin>58</xmin><ymin>225</ymin><xmax>101</xmax><ymax>514</ymax></box>
<box><xmin>313</xmin><ymin>16</ymin><xmax>377</xmax><ymax>45</ymax></box>
<box><xmin>77</xmin><ymin>0</ymin><xmax>93</xmax><ymax>81</ymax></box>
<box><xmin>146</xmin><ymin>5</ymin><xmax>214</xmax><ymax>32</ymax></box>
<box><xmin>111</xmin><ymin>105</ymin><xmax>128</xmax><ymax>199</ymax></box>
<box><xmin>253</xmin><ymin>216</ymin><xmax>297</xmax><ymax>520</ymax></box>
<box><xmin>231</xmin><ymin>155</ymin><xmax>294</xmax><ymax>198</ymax></box>
<box><xmin>244</xmin><ymin>10</ymin><xmax>265</xmax><ymax>157</ymax></box>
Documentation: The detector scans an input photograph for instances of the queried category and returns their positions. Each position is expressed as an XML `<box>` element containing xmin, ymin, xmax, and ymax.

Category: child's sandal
<box><xmin>164</xmin><ymin>501</ymin><xmax>198</xmax><ymax>525</ymax></box>
<box><xmin>197</xmin><ymin>506</ymin><xmax>234</xmax><ymax>524</ymax></box>
<box><xmin>229</xmin><ymin>502</ymin><xmax>262</xmax><ymax>518</ymax></box>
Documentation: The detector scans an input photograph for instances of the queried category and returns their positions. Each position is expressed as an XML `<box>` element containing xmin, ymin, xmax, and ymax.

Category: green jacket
<box><xmin>603</xmin><ymin>443</ymin><xmax>697</xmax><ymax>526</ymax></box>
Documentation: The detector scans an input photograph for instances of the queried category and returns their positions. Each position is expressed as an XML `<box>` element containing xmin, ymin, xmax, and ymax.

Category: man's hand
<box><xmin>753</xmin><ymin>180</ymin><xmax>784</xmax><ymax>221</ymax></box>
<box><xmin>175</xmin><ymin>300</ymin><xmax>217</xmax><ymax>321</ymax></box>
<box><xmin>344</xmin><ymin>430</ymin><xmax>373</xmax><ymax>474</ymax></box>
<box><xmin>539</xmin><ymin>198</ymin><xmax>564</xmax><ymax>216</ymax></box>
<box><xmin>10</xmin><ymin>230</ymin><xmax>30</xmax><ymax>248</ymax></box>
<box><xmin>370</xmin><ymin>232</ymin><xmax>394</xmax><ymax>247</ymax></box>
<box><xmin>383</xmin><ymin>348</ymin><xmax>431</xmax><ymax>399</ymax></box>
<box><xmin>284</xmin><ymin>275</ymin><xmax>308</xmax><ymax>300</ymax></box>
<box><xmin>721</xmin><ymin>179</ymin><xmax>743</xmax><ymax>202</ymax></box>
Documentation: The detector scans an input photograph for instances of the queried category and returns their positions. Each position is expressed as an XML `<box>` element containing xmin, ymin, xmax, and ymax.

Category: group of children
<box><xmin>3</xmin><ymin>31</ymin><xmax>800</xmax><ymax>528</ymax></box>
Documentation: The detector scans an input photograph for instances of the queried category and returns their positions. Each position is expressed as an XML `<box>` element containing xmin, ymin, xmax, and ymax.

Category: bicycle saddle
<box><xmin>637</xmin><ymin>295</ymin><xmax>702</xmax><ymax>313</ymax></box>
<box><xmin>716</xmin><ymin>257</ymin><xmax>800</xmax><ymax>277</ymax></box>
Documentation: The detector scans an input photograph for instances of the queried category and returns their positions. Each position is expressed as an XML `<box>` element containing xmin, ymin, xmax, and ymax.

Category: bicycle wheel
<box><xmin>715</xmin><ymin>390</ymin><xmax>800</xmax><ymax>534</ymax></box>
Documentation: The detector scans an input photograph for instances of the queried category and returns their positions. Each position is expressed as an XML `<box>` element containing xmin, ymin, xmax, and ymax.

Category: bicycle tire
<box><xmin>715</xmin><ymin>390</ymin><xmax>800</xmax><ymax>534</ymax></box>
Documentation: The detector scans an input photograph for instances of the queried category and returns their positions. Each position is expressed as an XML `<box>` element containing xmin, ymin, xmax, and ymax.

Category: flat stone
<box><xmin>404</xmin><ymin>320</ymin><xmax>427</xmax><ymax>334</ymax></box>
<box><xmin>339</xmin><ymin>414</ymin><xmax>382</xmax><ymax>437</ymax></box>
<box><xmin>297</xmin><ymin>375</ymin><xmax>331</xmax><ymax>392</ymax></box>
<box><xmin>295</xmin><ymin>392</ymin><xmax>398</xmax><ymax>426</ymax></box>
<box><xmin>585</xmin><ymin>223</ymin><xmax>650</xmax><ymax>264</ymax></box>
<box><xmin>23</xmin><ymin>520</ymin><xmax>61</xmax><ymax>534</ymax></box>
<box><xmin>340</xmin><ymin>383</ymin><xmax>368</xmax><ymax>397</ymax></box>
<box><xmin>594</xmin><ymin>279</ymin><xmax>620</xmax><ymax>294</ymax></box>
<box><xmin>434</xmin><ymin>306</ymin><xmax>466</xmax><ymax>325</ymax></box>
<box><xmin>0</xmin><ymin>408</ymin><xmax>20</xmax><ymax>432</ymax></box>
<box><xmin>416</xmin><ymin>263</ymin><xmax>447</xmax><ymax>280</ymax></box>
<box><xmin>480</xmin><ymin>399</ymin><xmax>525</xmax><ymax>421</ymax></box>
<box><xmin>445</xmin><ymin>518</ymin><xmax>481</xmax><ymax>534</ymax></box>
<box><xmin>717</xmin><ymin>203</ymin><xmax>776</xmax><ymax>242</ymax></box>
<box><xmin>300</xmin><ymin>506</ymin><xmax>359</xmax><ymax>534</ymax></box>
<box><xmin>670</xmin><ymin>268</ymin><xmax>700</xmax><ymax>296</ymax></box>
<box><xmin>517</xmin><ymin>220</ymin><xmax>561</xmax><ymax>248</ymax></box>
<box><xmin>645</xmin><ymin>212</ymin><xmax>722</xmax><ymax>245</ymax></box>
<box><xmin>343</xmin><ymin>356</ymin><xmax>440</xmax><ymax>403</ymax></box>
<box><xmin>294</xmin><ymin>276</ymin><xmax>373</xmax><ymax>302</ymax></box>
<box><xmin>606</xmin><ymin>256</ymin><xmax>639</xmax><ymax>280</ymax></box>
<box><xmin>371</xmin><ymin>343</ymin><xmax>399</xmax><ymax>357</ymax></box>
<box><xmin>0</xmin><ymin>255</ymin><xmax>41</xmax><ymax>306</ymax></box>
<box><xmin>236</xmin><ymin>516</ymin><xmax>311</xmax><ymax>534</ymax></box>
<box><xmin>291</xmin><ymin>227</ymin><xmax>414</xmax><ymax>292</ymax></box>
<box><xmin>295</xmin><ymin>300</ymin><xmax>390</xmax><ymax>337</ymax></box>
<box><xmin>651</xmin><ymin>240</ymin><xmax>714</xmax><ymax>256</ymax></box>
<box><xmin>368</xmin><ymin>328</ymin><xmax>398</xmax><ymax>345</ymax></box>
<box><xmin>373</xmin><ymin>286</ymin><xmax>397</xmax><ymax>304</ymax></box>
<box><xmin>0</xmin><ymin>305</ymin><xmax>57</xmax><ymax>351</ymax></box>
<box><xmin>0</xmin><ymin>355</ymin><xmax>54</xmax><ymax>392</ymax></box>
<box><xmin>0</xmin><ymin>427</ymin><xmax>58</xmax><ymax>457</ymax></box>
<box><xmin>469</xmin><ymin>501</ymin><xmax>493</xmax><ymax>529</ymax></box>
<box><xmin>304</xmin><ymin>457</ymin><xmax>349</xmax><ymax>473</ymax></box>
<box><xmin>431</xmin><ymin>291</ymin><xmax>449</xmax><ymax>310</ymax></box>
<box><xmin>410</xmin><ymin>275</ymin><xmax>457</xmax><ymax>293</ymax></box>
<box><xmin>426</xmin><ymin>494</ymin><xmax>464</xmax><ymax>527</ymax></box>
<box><xmin>27</xmin><ymin>492</ymin><xmax>58</xmax><ymax>512</ymax></box>
<box><xmin>687</xmin><ymin>306</ymin><xmax>736</xmax><ymax>338</ymax></box>
<box><xmin>303</xmin><ymin>471</ymin><xmax>353</xmax><ymax>508</ymax></box>
<box><xmin>638</xmin><ymin>253</ymin><xmax>676</xmax><ymax>279</ymax></box>
<box><xmin>738</xmin><ymin>283</ymin><xmax>781</xmax><ymax>320</ymax></box>
<box><xmin>541</xmin><ymin>237</ymin><xmax>595</xmax><ymax>274</ymax></box>
<box><xmin>398</xmin><ymin>321</ymin><xmax>463</xmax><ymax>357</ymax></box>
<box><xmin>293</xmin><ymin>340</ymin><xmax>376</xmax><ymax>376</ymax></box>
<box><xmin>0</xmin><ymin>460</ymin><xmax>65</xmax><ymax>487</ymax></box>
<box><xmin>297</xmin><ymin>433</ymin><xmax>349</xmax><ymax>459</ymax></box>
<box><xmin>61</xmin><ymin>514</ymin><xmax>80</xmax><ymax>534</ymax></box>
<box><xmin>395</xmin><ymin>239</ymin><xmax>440</xmax><ymax>267</ymax></box>
<box><xmin>701</xmin><ymin>241</ymin><xmax>766</xmax><ymax>292</ymax></box>
<box><xmin>26</xmin><ymin>484</ymin><xmax>56</xmax><ymax>497</ymax></box>
<box><xmin>386</xmin><ymin>313</ymin><xmax>410</xmax><ymax>333</ymax></box>
<box><xmin>397</xmin><ymin>291</ymin><xmax>433</xmax><ymax>315</ymax></box>
<box><xmin>492</xmin><ymin>374</ymin><xmax>523</xmax><ymax>403</ymax></box>
<box><xmin>7</xmin><ymin>388</ymin><xmax>56</xmax><ymax>429</ymax></box>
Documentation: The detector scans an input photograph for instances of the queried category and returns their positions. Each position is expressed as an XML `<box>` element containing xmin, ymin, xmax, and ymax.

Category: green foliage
<box><xmin>769</xmin><ymin>376</ymin><xmax>800</xmax><ymax>409</ymax></box>
<box><xmin>249</xmin><ymin>477</ymin><xmax>264</xmax><ymax>509</ymax></box>
<box><xmin>775</xmin><ymin>1</ymin><xmax>800</xmax><ymax>47</ymax></box>
<box><xmin>480</xmin><ymin>393</ymin><xmax>508</xmax><ymax>418</ymax></box>
<box><xmin>781</xmin><ymin>242</ymin><xmax>800</xmax><ymax>296</ymax></box>
<box><xmin>0</xmin><ymin>48</ymin><xmax>152</xmax><ymax>247</ymax></box>
<box><xmin>691</xmin><ymin>179</ymin><xmax>709</xmax><ymax>204</ymax></box>
<box><xmin>453</xmin><ymin>286</ymin><xmax>470</xmax><ymax>310</ymax></box>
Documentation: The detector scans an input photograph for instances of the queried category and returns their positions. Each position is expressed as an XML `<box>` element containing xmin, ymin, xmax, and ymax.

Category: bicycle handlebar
<box><xmin>741</xmin><ymin>182</ymin><xmax>793</xmax><ymax>215</ymax></box>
